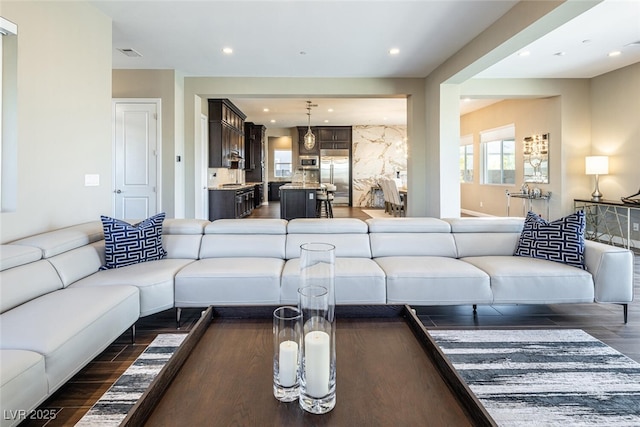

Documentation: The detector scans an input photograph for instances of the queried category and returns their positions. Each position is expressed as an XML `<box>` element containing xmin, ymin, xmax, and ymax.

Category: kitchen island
<box><xmin>279</xmin><ymin>183</ymin><xmax>323</xmax><ymax>220</ymax></box>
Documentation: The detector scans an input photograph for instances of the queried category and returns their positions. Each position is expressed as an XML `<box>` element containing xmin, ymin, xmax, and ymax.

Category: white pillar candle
<box><xmin>304</xmin><ymin>330</ymin><xmax>330</xmax><ymax>398</ymax></box>
<box><xmin>278</xmin><ymin>340</ymin><xmax>298</xmax><ymax>387</ymax></box>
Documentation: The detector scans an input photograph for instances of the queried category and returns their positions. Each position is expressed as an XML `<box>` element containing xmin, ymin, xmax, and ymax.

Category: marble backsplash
<box><xmin>352</xmin><ymin>125</ymin><xmax>407</xmax><ymax>207</ymax></box>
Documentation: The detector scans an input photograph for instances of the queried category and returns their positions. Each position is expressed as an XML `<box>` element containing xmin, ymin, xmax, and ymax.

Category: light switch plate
<box><xmin>85</xmin><ymin>174</ymin><xmax>100</xmax><ymax>186</ymax></box>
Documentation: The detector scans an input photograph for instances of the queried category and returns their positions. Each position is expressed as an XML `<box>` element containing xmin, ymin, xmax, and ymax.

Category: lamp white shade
<box><xmin>585</xmin><ymin>156</ymin><xmax>609</xmax><ymax>175</ymax></box>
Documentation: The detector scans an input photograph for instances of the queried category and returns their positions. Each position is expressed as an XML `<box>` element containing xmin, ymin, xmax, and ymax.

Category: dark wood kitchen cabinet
<box><xmin>244</xmin><ymin>122</ymin><xmax>265</xmax><ymax>181</ymax></box>
<box><xmin>318</xmin><ymin>126</ymin><xmax>352</xmax><ymax>150</ymax></box>
<box><xmin>208</xmin><ymin>99</ymin><xmax>246</xmax><ymax>168</ymax></box>
<box><xmin>208</xmin><ymin>188</ymin><xmax>254</xmax><ymax>220</ymax></box>
<box><xmin>268</xmin><ymin>181</ymin><xmax>290</xmax><ymax>201</ymax></box>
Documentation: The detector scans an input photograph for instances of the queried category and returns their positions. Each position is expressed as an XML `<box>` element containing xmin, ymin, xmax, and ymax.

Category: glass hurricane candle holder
<box><xmin>273</xmin><ymin>306</ymin><xmax>302</xmax><ymax>402</ymax></box>
<box><xmin>300</xmin><ymin>243</ymin><xmax>336</xmax><ymax>322</ymax></box>
<box><xmin>297</xmin><ymin>285</ymin><xmax>336</xmax><ymax>414</ymax></box>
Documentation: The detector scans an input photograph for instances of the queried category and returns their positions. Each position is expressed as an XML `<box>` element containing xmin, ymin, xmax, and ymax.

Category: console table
<box><xmin>506</xmin><ymin>190</ymin><xmax>551</xmax><ymax>219</ymax></box>
<box><xmin>574</xmin><ymin>198</ymin><xmax>639</xmax><ymax>250</ymax></box>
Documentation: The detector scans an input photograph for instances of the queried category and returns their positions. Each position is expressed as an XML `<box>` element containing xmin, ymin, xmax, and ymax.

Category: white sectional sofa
<box><xmin>0</xmin><ymin>216</ymin><xmax>634</xmax><ymax>426</ymax></box>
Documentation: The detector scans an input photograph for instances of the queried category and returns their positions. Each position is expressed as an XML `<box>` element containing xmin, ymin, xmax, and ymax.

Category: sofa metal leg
<box><xmin>176</xmin><ymin>307</ymin><xmax>182</xmax><ymax>328</ymax></box>
<box><xmin>472</xmin><ymin>304</ymin><xmax>477</xmax><ymax>315</ymax></box>
<box><xmin>622</xmin><ymin>304</ymin><xmax>628</xmax><ymax>324</ymax></box>
<box><xmin>130</xmin><ymin>324</ymin><xmax>136</xmax><ymax>344</ymax></box>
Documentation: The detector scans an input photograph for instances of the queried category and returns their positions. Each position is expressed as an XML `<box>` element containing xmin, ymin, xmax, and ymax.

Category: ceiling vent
<box><xmin>117</xmin><ymin>48</ymin><xmax>142</xmax><ymax>57</ymax></box>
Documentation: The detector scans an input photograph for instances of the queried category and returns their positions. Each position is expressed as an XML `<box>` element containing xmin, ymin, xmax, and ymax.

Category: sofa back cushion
<box><xmin>162</xmin><ymin>219</ymin><xmax>208</xmax><ymax>259</ymax></box>
<box><xmin>445</xmin><ymin>217</ymin><xmax>523</xmax><ymax>257</ymax></box>
<box><xmin>0</xmin><ymin>260</ymin><xmax>63</xmax><ymax>313</ymax></box>
<box><xmin>200</xmin><ymin>219</ymin><xmax>287</xmax><ymax>258</ymax></box>
<box><xmin>48</xmin><ymin>242</ymin><xmax>103</xmax><ymax>287</ymax></box>
<box><xmin>366</xmin><ymin>218</ymin><xmax>457</xmax><ymax>258</ymax></box>
<box><xmin>0</xmin><ymin>245</ymin><xmax>42</xmax><ymax>271</ymax></box>
<box><xmin>285</xmin><ymin>218</ymin><xmax>371</xmax><ymax>259</ymax></box>
<box><xmin>9</xmin><ymin>221</ymin><xmax>103</xmax><ymax>258</ymax></box>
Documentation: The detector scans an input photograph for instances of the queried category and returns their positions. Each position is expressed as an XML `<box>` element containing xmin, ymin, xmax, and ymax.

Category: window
<box><xmin>1</xmin><ymin>17</ymin><xmax>18</xmax><ymax>212</ymax></box>
<box><xmin>459</xmin><ymin>134</ymin><xmax>473</xmax><ymax>183</ymax></box>
<box><xmin>274</xmin><ymin>149</ymin><xmax>292</xmax><ymax>178</ymax></box>
<box><xmin>481</xmin><ymin>125</ymin><xmax>515</xmax><ymax>185</ymax></box>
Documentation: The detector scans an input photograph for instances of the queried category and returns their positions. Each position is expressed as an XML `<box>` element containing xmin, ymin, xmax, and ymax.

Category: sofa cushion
<box><xmin>0</xmin><ymin>349</ymin><xmax>48</xmax><ymax>423</ymax></box>
<box><xmin>374</xmin><ymin>256</ymin><xmax>492</xmax><ymax>305</ymax></box>
<box><xmin>8</xmin><ymin>221</ymin><xmax>103</xmax><ymax>258</ymax></box>
<box><xmin>0</xmin><ymin>286</ymin><xmax>139</xmax><ymax>393</ymax></box>
<box><xmin>463</xmin><ymin>255</ymin><xmax>594</xmax><ymax>304</ymax></box>
<box><xmin>0</xmin><ymin>245</ymin><xmax>42</xmax><ymax>271</ymax></box>
<box><xmin>100</xmin><ymin>213</ymin><xmax>167</xmax><ymax>270</ymax></box>
<box><xmin>285</xmin><ymin>218</ymin><xmax>372</xmax><ymax>259</ymax></box>
<box><xmin>70</xmin><ymin>258</ymin><xmax>193</xmax><ymax>317</ymax></box>
<box><xmin>514</xmin><ymin>211</ymin><xmax>586</xmax><ymax>269</ymax></box>
<box><xmin>47</xmin><ymin>242</ymin><xmax>103</xmax><ymax>288</ymax></box>
<box><xmin>280</xmin><ymin>258</ymin><xmax>386</xmax><ymax>305</ymax></box>
<box><xmin>175</xmin><ymin>258</ymin><xmax>284</xmax><ymax>306</ymax></box>
<box><xmin>0</xmin><ymin>260</ymin><xmax>63</xmax><ymax>314</ymax></box>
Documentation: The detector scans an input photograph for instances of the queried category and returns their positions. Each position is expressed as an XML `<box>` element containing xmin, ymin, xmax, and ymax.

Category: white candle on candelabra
<box><xmin>278</xmin><ymin>340</ymin><xmax>298</xmax><ymax>387</ymax></box>
<box><xmin>304</xmin><ymin>330</ymin><xmax>330</xmax><ymax>398</ymax></box>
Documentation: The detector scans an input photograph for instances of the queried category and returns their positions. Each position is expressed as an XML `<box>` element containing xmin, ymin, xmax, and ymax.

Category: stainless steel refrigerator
<box><xmin>320</xmin><ymin>149</ymin><xmax>350</xmax><ymax>205</ymax></box>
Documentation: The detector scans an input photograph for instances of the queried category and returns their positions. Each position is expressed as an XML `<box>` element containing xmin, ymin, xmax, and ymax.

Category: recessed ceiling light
<box><xmin>389</xmin><ymin>48</ymin><xmax>400</xmax><ymax>55</ymax></box>
<box><xmin>324</xmin><ymin>120</ymin><xmax>329</xmax><ymax>123</ymax></box>
<box><xmin>222</xmin><ymin>47</ymin><xmax>233</xmax><ymax>54</ymax></box>
<box><xmin>263</xmin><ymin>108</ymin><xmax>270</xmax><ymax>112</ymax></box>
<box><xmin>608</xmin><ymin>50</ymin><xmax>622</xmax><ymax>57</ymax></box>
<box><xmin>463</xmin><ymin>98</ymin><xmax>471</xmax><ymax>103</ymax></box>
<box><xmin>518</xmin><ymin>51</ymin><xmax>530</xmax><ymax>57</ymax></box>
<box><xmin>270</xmin><ymin>119</ymin><xmax>276</xmax><ymax>123</ymax></box>
<box><xmin>327</xmin><ymin>108</ymin><xmax>334</xmax><ymax>113</ymax></box>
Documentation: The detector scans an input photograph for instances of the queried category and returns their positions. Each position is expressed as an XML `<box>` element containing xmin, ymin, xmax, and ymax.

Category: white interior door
<box><xmin>113</xmin><ymin>100</ymin><xmax>160</xmax><ymax>219</ymax></box>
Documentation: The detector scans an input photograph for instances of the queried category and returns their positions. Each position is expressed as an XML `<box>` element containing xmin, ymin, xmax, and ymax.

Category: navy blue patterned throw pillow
<box><xmin>514</xmin><ymin>211</ymin><xmax>586</xmax><ymax>269</ymax></box>
<box><xmin>100</xmin><ymin>212</ymin><xmax>167</xmax><ymax>270</ymax></box>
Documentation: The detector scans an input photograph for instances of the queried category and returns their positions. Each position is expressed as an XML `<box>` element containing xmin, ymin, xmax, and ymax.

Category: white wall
<box><xmin>1</xmin><ymin>1</ymin><xmax>112</xmax><ymax>243</ymax></box>
<box><xmin>590</xmin><ymin>63</ymin><xmax>640</xmax><ymax>201</ymax></box>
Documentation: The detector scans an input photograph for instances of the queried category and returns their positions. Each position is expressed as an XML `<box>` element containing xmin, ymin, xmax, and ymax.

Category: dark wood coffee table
<box><xmin>122</xmin><ymin>305</ymin><xmax>495</xmax><ymax>426</ymax></box>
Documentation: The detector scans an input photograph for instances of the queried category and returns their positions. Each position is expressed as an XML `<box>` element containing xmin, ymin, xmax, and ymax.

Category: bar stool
<box><xmin>316</xmin><ymin>184</ymin><xmax>335</xmax><ymax>218</ymax></box>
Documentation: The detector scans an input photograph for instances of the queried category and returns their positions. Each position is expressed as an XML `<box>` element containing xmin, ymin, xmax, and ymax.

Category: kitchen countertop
<box><xmin>280</xmin><ymin>183</ymin><xmax>324</xmax><ymax>190</ymax></box>
<box><xmin>208</xmin><ymin>182</ymin><xmax>264</xmax><ymax>190</ymax></box>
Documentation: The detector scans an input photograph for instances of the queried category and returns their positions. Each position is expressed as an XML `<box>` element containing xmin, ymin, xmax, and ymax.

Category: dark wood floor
<box><xmin>26</xmin><ymin>204</ymin><xmax>640</xmax><ymax>426</ymax></box>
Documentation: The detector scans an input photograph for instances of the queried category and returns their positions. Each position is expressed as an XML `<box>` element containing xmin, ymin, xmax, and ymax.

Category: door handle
<box><xmin>115</xmin><ymin>189</ymin><xmax>122</xmax><ymax>194</ymax></box>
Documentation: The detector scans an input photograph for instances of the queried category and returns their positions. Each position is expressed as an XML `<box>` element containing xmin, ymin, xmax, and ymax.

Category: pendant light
<box><xmin>304</xmin><ymin>101</ymin><xmax>317</xmax><ymax>150</ymax></box>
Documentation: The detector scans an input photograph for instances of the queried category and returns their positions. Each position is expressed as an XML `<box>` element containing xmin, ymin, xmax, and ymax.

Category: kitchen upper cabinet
<box><xmin>244</xmin><ymin>122</ymin><xmax>266</xmax><ymax>181</ymax></box>
<box><xmin>297</xmin><ymin>126</ymin><xmax>320</xmax><ymax>155</ymax></box>
<box><xmin>318</xmin><ymin>126</ymin><xmax>352</xmax><ymax>150</ymax></box>
<box><xmin>208</xmin><ymin>99</ymin><xmax>246</xmax><ymax>168</ymax></box>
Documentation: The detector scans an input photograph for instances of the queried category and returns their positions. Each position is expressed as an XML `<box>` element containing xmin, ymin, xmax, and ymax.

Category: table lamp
<box><xmin>585</xmin><ymin>156</ymin><xmax>609</xmax><ymax>201</ymax></box>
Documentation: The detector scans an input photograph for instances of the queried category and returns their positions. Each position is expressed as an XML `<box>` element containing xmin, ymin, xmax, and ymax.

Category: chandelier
<box><xmin>304</xmin><ymin>101</ymin><xmax>317</xmax><ymax>150</ymax></box>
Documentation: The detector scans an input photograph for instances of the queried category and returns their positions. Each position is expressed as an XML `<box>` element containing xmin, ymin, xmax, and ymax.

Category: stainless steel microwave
<box><xmin>299</xmin><ymin>155</ymin><xmax>319</xmax><ymax>169</ymax></box>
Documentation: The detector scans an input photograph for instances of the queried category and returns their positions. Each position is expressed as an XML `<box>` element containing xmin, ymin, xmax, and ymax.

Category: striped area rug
<box><xmin>75</xmin><ymin>333</ymin><xmax>187</xmax><ymax>426</ymax></box>
<box><xmin>430</xmin><ymin>329</ymin><xmax>640</xmax><ymax>426</ymax></box>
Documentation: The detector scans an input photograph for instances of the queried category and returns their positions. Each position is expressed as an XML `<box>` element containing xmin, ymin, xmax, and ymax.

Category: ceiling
<box><xmin>92</xmin><ymin>0</ymin><xmax>640</xmax><ymax>127</ymax></box>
